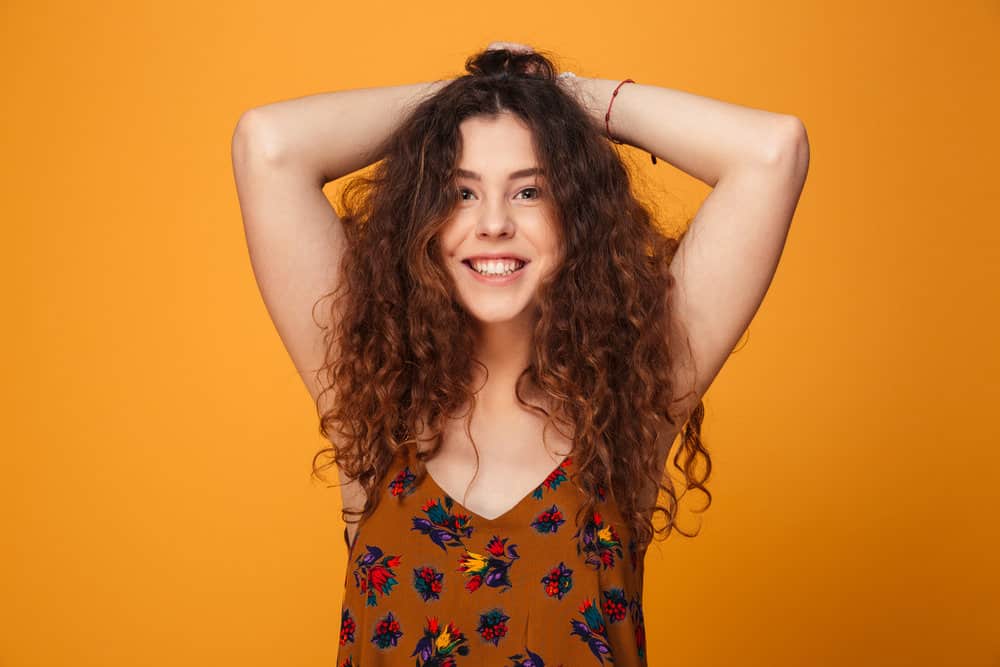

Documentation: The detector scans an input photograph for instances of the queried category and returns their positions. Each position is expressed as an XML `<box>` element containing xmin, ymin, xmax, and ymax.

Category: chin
<box><xmin>461</xmin><ymin>300</ymin><xmax>534</xmax><ymax>325</ymax></box>
<box><xmin>446</xmin><ymin>257</ymin><xmax>549</xmax><ymax>325</ymax></box>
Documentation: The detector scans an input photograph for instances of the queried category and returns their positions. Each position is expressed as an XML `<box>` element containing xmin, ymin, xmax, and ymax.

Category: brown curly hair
<box><xmin>310</xmin><ymin>46</ymin><xmax>711</xmax><ymax>552</ymax></box>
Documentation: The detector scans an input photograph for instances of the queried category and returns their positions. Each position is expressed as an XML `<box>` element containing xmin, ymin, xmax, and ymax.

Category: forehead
<box><xmin>456</xmin><ymin>113</ymin><xmax>539</xmax><ymax>172</ymax></box>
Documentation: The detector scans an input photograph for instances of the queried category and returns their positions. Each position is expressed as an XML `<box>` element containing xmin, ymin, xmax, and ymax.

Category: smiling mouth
<box><xmin>462</xmin><ymin>259</ymin><xmax>529</xmax><ymax>277</ymax></box>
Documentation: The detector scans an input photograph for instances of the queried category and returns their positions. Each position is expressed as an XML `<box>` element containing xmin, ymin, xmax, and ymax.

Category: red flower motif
<box><xmin>486</xmin><ymin>536</ymin><xmax>507</xmax><ymax>557</ymax></box>
<box><xmin>370</xmin><ymin>566</ymin><xmax>394</xmax><ymax>589</ymax></box>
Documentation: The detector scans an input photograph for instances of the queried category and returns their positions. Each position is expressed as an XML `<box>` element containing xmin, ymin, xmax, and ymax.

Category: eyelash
<box><xmin>458</xmin><ymin>187</ymin><xmax>540</xmax><ymax>201</ymax></box>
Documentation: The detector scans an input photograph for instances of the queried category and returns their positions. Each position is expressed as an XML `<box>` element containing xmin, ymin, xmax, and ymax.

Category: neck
<box><xmin>469</xmin><ymin>315</ymin><xmax>540</xmax><ymax>413</ymax></box>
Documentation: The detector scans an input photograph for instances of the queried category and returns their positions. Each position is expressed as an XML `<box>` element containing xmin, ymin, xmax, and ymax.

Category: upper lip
<box><xmin>463</xmin><ymin>253</ymin><xmax>530</xmax><ymax>263</ymax></box>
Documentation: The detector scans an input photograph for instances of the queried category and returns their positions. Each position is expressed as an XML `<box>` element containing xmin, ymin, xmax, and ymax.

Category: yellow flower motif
<box><xmin>597</xmin><ymin>524</ymin><xmax>614</xmax><ymax>542</ymax></box>
<box><xmin>435</xmin><ymin>627</ymin><xmax>452</xmax><ymax>649</ymax></box>
<box><xmin>459</xmin><ymin>551</ymin><xmax>488</xmax><ymax>571</ymax></box>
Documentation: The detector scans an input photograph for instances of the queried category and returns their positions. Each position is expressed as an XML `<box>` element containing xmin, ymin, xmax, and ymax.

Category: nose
<box><xmin>475</xmin><ymin>198</ymin><xmax>515</xmax><ymax>239</ymax></box>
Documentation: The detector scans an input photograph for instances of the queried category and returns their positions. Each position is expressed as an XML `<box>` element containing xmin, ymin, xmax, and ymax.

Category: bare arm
<box><xmin>238</xmin><ymin>78</ymin><xmax>452</xmax><ymax>184</ymax></box>
<box><xmin>565</xmin><ymin>76</ymin><xmax>810</xmax><ymax>416</ymax></box>
<box><xmin>230</xmin><ymin>77</ymin><xmax>454</xmax><ymax>407</ymax></box>
<box><xmin>563</xmin><ymin>76</ymin><xmax>799</xmax><ymax>186</ymax></box>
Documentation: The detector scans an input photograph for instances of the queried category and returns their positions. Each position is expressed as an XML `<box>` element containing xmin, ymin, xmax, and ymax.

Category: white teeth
<box><xmin>469</xmin><ymin>259</ymin><xmax>525</xmax><ymax>276</ymax></box>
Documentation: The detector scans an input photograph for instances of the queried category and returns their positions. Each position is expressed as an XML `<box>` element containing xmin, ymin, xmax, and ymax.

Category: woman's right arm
<box><xmin>236</xmin><ymin>79</ymin><xmax>452</xmax><ymax>184</ymax></box>
<box><xmin>229</xmin><ymin>78</ymin><xmax>449</xmax><ymax>412</ymax></box>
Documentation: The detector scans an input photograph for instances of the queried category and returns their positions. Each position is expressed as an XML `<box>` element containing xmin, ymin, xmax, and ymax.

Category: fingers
<box><xmin>486</xmin><ymin>41</ymin><xmax>534</xmax><ymax>54</ymax></box>
<box><xmin>484</xmin><ymin>42</ymin><xmax>541</xmax><ymax>76</ymax></box>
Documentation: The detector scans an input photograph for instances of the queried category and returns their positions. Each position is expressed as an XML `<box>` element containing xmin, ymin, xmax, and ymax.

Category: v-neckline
<box><xmin>414</xmin><ymin>447</ymin><xmax>572</xmax><ymax>525</ymax></box>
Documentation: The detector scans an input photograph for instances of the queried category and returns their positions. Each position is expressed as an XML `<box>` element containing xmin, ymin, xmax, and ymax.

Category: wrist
<box><xmin>561</xmin><ymin>76</ymin><xmax>659</xmax><ymax>164</ymax></box>
<box><xmin>559</xmin><ymin>75</ymin><xmax>609</xmax><ymax>133</ymax></box>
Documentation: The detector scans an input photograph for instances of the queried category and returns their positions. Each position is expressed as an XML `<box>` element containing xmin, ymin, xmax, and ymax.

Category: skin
<box><xmin>436</xmin><ymin>111</ymin><xmax>563</xmax><ymax>415</ymax></box>
<box><xmin>233</xmin><ymin>39</ymin><xmax>808</xmax><ymax>527</ymax></box>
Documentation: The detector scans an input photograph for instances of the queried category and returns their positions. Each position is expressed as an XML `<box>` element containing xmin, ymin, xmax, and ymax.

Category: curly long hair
<box><xmin>311</xmin><ymin>46</ymin><xmax>711</xmax><ymax>551</ymax></box>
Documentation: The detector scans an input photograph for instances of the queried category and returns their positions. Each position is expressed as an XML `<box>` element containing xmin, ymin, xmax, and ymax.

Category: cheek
<box><xmin>435</xmin><ymin>218</ymin><xmax>464</xmax><ymax>255</ymax></box>
<box><xmin>541</xmin><ymin>224</ymin><xmax>564</xmax><ymax>262</ymax></box>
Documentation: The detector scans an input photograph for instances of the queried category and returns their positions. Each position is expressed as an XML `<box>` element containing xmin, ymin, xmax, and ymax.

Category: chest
<box><xmin>341</xmin><ymin>409</ymin><xmax>677</xmax><ymax>547</ymax></box>
<box><xmin>419</xmin><ymin>410</ymin><xmax>574</xmax><ymax>521</ymax></box>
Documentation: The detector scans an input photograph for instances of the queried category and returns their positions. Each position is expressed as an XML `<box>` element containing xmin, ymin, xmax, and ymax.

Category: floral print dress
<box><xmin>336</xmin><ymin>444</ymin><xmax>649</xmax><ymax>666</ymax></box>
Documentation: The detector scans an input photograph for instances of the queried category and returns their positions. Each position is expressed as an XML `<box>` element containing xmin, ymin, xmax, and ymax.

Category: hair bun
<box><xmin>465</xmin><ymin>47</ymin><xmax>555</xmax><ymax>81</ymax></box>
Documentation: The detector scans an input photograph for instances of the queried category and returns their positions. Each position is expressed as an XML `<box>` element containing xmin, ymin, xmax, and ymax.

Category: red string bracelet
<box><xmin>605</xmin><ymin>78</ymin><xmax>658</xmax><ymax>165</ymax></box>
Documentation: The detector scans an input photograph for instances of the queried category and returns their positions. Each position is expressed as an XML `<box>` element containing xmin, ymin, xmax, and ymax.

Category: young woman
<box><xmin>231</xmin><ymin>42</ymin><xmax>809</xmax><ymax>666</ymax></box>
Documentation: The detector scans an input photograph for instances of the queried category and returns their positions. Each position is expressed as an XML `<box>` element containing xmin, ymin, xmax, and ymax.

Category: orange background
<box><xmin>3</xmin><ymin>1</ymin><xmax>998</xmax><ymax>665</ymax></box>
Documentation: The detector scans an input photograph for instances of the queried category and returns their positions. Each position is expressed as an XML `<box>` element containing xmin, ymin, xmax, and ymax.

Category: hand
<box><xmin>485</xmin><ymin>41</ymin><xmax>542</xmax><ymax>75</ymax></box>
<box><xmin>484</xmin><ymin>41</ymin><xmax>586</xmax><ymax>107</ymax></box>
<box><xmin>485</xmin><ymin>40</ymin><xmax>535</xmax><ymax>55</ymax></box>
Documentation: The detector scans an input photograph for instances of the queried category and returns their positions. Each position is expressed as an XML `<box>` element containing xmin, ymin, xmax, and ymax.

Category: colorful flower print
<box><xmin>352</xmin><ymin>544</ymin><xmax>402</xmax><ymax>607</ymax></box>
<box><xmin>411</xmin><ymin>616</ymin><xmax>470</xmax><ymax>666</ymax></box>
<box><xmin>629</xmin><ymin>591</ymin><xmax>646</xmax><ymax>658</ymax></box>
<box><xmin>601</xmin><ymin>587</ymin><xmax>628</xmax><ymax>623</ymax></box>
<box><xmin>339</xmin><ymin>607</ymin><xmax>356</xmax><ymax>645</ymax></box>
<box><xmin>569</xmin><ymin>597</ymin><xmax>614</xmax><ymax>664</ymax></box>
<box><xmin>336</xmin><ymin>449</ymin><xmax>650</xmax><ymax>666</ymax></box>
<box><xmin>457</xmin><ymin>535</ymin><xmax>520</xmax><ymax>593</ymax></box>
<box><xmin>477</xmin><ymin>607</ymin><xmax>510</xmax><ymax>646</ymax></box>
<box><xmin>412</xmin><ymin>496</ymin><xmax>475</xmax><ymax>551</ymax></box>
<box><xmin>371</xmin><ymin>610</ymin><xmax>403</xmax><ymax>649</ymax></box>
<box><xmin>531</xmin><ymin>504</ymin><xmax>566</xmax><ymax>534</ymax></box>
<box><xmin>531</xmin><ymin>457</ymin><xmax>572</xmax><ymax>499</ymax></box>
<box><xmin>540</xmin><ymin>561</ymin><xmax>574</xmax><ymax>600</ymax></box>
<box><xmin>389</xmin><ymin>466</ymin><xmax>418</xmax><ymax>497</ymax></box>
<box><xmin>505</xmin><ymin>648</ymin><xmax>547</xmax><ymax>667</ymax></box>
<box><xmin>414</xmin><ymin>565</ymin><xmax>445</xmax><ymax>602</ymax></box>
<box><xmin>574</xmin><ymin>510</ymin><xmax>624</xmax><ymax>570</ymax></box>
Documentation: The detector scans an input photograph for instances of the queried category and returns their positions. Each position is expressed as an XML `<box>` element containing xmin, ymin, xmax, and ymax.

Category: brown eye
<box><xmin>516</xmin><ymin>187</ymin><xmax>540</xmax><ymax>200</ymax></box>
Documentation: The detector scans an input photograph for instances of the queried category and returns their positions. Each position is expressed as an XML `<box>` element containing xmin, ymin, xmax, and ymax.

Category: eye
<box><xmin>456</xmin><ymin>186</ymin><xmax>541</xmax><ymax>201</ymax></box>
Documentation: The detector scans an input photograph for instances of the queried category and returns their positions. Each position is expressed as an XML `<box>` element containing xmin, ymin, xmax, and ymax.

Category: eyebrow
<box><xmin>455</xmin><ymin>167</ymin><xmax>544</xmax><ymax>181</ymax></box>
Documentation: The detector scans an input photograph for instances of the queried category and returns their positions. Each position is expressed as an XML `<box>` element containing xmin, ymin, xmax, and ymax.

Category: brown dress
<box><xmin>335</xmin><ymin>443</ymin><xmax>649</xmax><ymax>666</ymax></box>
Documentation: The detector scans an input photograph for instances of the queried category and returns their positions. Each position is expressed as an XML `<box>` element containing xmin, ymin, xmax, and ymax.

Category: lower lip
<box><xmin>464</xmin><ymin>261</ymin><xmax>529</xmax><ymax>285</ymax></box>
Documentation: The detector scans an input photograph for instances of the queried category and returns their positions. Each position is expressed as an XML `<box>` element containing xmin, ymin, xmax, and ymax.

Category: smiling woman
<box><xmin>303</xmin><ymin>48</ymin><xmax>696</xmax><ymax>664</ymax></box>
<box><xmin>439</xmin><ymin>112</ymin><xmax>562</xmax><ymax>327</ymax></box>
<box><xmin>232</xmin><ymin>40</ymin><xmax>807</xmax><ymax>667</ymax></box>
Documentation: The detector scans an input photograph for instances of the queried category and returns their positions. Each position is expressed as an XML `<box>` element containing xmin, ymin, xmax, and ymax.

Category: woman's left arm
<box><xmin>569</xmin><ymin>77</ymin><xmax>811</xmax><ymax>411</ymax></box>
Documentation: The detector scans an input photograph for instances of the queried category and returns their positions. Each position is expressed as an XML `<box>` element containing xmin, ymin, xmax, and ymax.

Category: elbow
<box><xmin>763</xmin><ymin>116</ymin><xmax>810</xmax><ymax>177</ymax></box>
<box><xmin>232</xmin><ymin>109</ymin><xmax>284</xmax><ymax>165</ymax></box>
